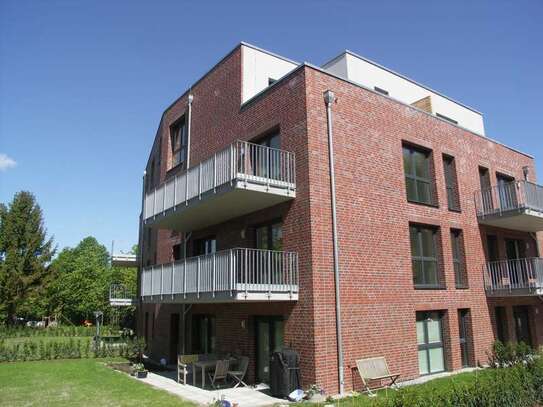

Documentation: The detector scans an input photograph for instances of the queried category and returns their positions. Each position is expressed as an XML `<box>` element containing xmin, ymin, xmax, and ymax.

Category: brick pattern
<box><xmin>138</xmin><ymin>47</ymin><xmax>542</xmax><ymax>395</ymax></box>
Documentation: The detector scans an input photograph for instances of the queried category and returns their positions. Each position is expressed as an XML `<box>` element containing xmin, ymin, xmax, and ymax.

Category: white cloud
<box><xmin>0</xmin><ymin>153</ymin><xmax>17</xmax><ymax>171</ymax></box>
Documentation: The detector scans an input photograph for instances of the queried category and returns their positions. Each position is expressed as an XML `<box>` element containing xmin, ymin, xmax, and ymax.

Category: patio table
<box><xmin>192</xmin><ymin>358</ymin><xmax>237</xmax><ymax>388</ymax></box>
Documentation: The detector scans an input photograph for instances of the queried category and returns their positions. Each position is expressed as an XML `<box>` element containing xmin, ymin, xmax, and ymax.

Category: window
<box><xmin>479</xmin><ymin>167</ymin><xmax>493</xmax><ymax>212</ymax></box>
<box><xmin>417</xmin><ymin>311</ymin><xmax>445</xmax><ymax>375</ymax></box>
<box><xmin>192</xmin><ymin>236</ymin><xmax>216</xmax><ymax>257</ymax></box>
<box><xmin>497</xmin><ymin>173</ymin><xmax>517</xmax><ymax>210</ymax></box>
<box><xmin>374</xmin><ymin>86</ymin><xmax>389</xmax><ymax>96</ymax></box>
<box><xmin>255</xmin><ymin>221</ymin><xmax>283</xmax><ymax>251</ymax></box>
<box><xmin>495</xmin><ymin>306</ymin><xmax>508</xmax><ymax>343</ymax></box>
<box><xmin>458</xmin><ymin>309</ymin><xmax>473</xmax><ymax>368</ymax></box>
<box><xmin>170</xmin><ymin>117</ymin><xmax>188</xmax><ymax>169</ymax></box>
<box><xmin>451</xmin><ymin>229</ymin><xmax>467</xmax><ymax>288</ymax></box>
<box><xmin>172</xmin><ymin>243</ymin><xmax>183</xmax><ymax>261</ymax></box>
<box><xmin>191</xmin><ymin>315</ymin><xmax>216</xmax><ymax>354</ymax></box>
<box><xmin>486</xmin><ymin>235</ymin><xmax>499</xmax><ymax>262</ymax></box>
<box><xmin>436</xmin><ymin>113</ymin><xmax>458</xmax><ymax>125</ymax></box>
<box><xmin>403</xmin><ymin>144</ymin><xmax>435</xmax><ymax>205</ymax></box>
<box><xmin>410</xmin><ymin>225</ymin><xmax>441</xmax><ymax>288</ymax></box>
<box><xmin>443</xmin><ymin>155</ymin><xmax>460</xmax><ymax>211</ymax></box>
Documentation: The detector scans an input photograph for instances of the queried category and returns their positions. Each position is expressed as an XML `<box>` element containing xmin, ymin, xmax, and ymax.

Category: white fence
<box><xmin>141</xmin><ymin>248</ymin><xmax>299</xmax><ymax>299</ymax></box>
<box><xmin>144</xmin><ymin>140</ymin><xmax>296</xmax><ymax>220</ymax></box>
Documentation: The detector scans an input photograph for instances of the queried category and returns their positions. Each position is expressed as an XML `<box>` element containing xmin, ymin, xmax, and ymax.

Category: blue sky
<box><xmin>1</xmin><ymin>1</ymin><xmax>542</xmax><ymax>254</ymax></box>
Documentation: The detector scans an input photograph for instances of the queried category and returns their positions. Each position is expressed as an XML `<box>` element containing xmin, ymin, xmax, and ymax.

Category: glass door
<box><xmin>255</xmin><ymin>317</ymin><xmax>284</xmax><ymax>383</ymax></box>
<box><xmin>497</xmin><ymin>174</ymin><xmax>517</xmax><ymax>210</ymax></box>
<box><xmin>416</xmin><ymin>311</ymin><xmax>445</xmax><ymax>375</ymax></box>
<box><xmin>506</xmin><ymin>239</ymin><xmax>527</xmax><ymax>287</ymax></box>
<box><xmin>513</xmin><ymin>306</ymin><xmax>532</xmax><ymax>347</ymax></box>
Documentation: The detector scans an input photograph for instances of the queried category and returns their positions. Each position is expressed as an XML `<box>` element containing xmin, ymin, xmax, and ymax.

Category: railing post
<box><xmin>288</xmin><ymin>253</ymin><xmax>292</xmax><ymax>298</ymax></box>
<box><xmin>268</xmin><ymin>250</ymin><xmax>271</xmax><ymax>298</ymax></box>
<box><xmin>198</xmin><ymin>163</ymin><xmax>202</xmax><ymax>200</ymax></box>
<box><xmin>173</xmin><ymin>176</ymin><xmax>178</xmax><ymax>210</ymax></box>
<box><xmin>197</xmin><ymin>257</ymin><xmax>200</xmax><ymax>298</ymax></box>
<box><xmin>160</xmin><ymin>264</ymin><xmax>164</xmax><ymax>300</ymax></box>
<box><xmin>150</xmin><ymin>266</ymin><xmax>153</xmax><ymax>299</ymax></box>
<box><xmin>171</xmin><ymin>263</ymin><xmax>175</xmax><ymax>299</ymax></box>
<box><xmin>213</xmin><ymin>153</ymin><xmax>217</xmax><ymax>193</ymax></box>
<box><xmin>229</xmin><ymin>250</ymin><xmax>233</xmax><ymax>296</ymax></box>
<box><xmin>245</xmin><ymin>248</ymin><xmax>248</xmax><ymax>299</ymax></box>
<box><xmin>212</xmin><ymin>253</ymin><xmax>216</xmax><ymax>298</ymax></box>
<box><xmin>185</xmin><ymin>172</ymin><xmax>189</xmax><ymax>206</ymax></box>
<box><xmin>153</xmin><ymin>188</ymin><xmax>157</xmax><ymax>220</ymax></box>
<box><xmin>183</xmin><ymin>258</ymin><xmax>186</xmax><ymax>299</ymax></box>
<box><xmin>162</xmin><ymin>184</ymin><xmax>166</xmax><ymax>215</ymax></box>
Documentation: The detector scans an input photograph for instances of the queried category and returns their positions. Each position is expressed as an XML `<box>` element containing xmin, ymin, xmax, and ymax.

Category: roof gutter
<box><xmin>324</xmin><ymin>90</ymin><xmax>345</xmax><ymax>395</ymax></box>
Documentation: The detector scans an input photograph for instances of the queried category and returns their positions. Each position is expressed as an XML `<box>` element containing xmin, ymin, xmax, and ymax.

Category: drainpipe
<box><xmin>138</xmin><ymin>170</ymin><xmax>147</xmax><ymax>337</ymax></box>
<box><xmin>186</xmin><ymin>94</ymin><xmax>194</xmax><ymax>168</ymax></box>
<box><xmin>324</xmin><ymin>90</ymin><xmax>345</xmax><ymax>395</ymax></box>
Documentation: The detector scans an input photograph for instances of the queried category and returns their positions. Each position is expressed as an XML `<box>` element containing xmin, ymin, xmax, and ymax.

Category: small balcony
<box><xmin>484</xmin><ymin>258</ymin><xmax>543</xmax><ymax>297</ymax></box>
<box><xmin>143</xmin><ymin>141</ymin><xmax>296</xmax><ymax>232</ymax></box>
<box><xmin>474</xmin><ymin>181</ymin><xmax>543</xmax><ymax>232</ymax></box>
<box><xmin>140</xmin><ymin>248</ymin><xmax>299</xmax><ymax>303</ymax></box>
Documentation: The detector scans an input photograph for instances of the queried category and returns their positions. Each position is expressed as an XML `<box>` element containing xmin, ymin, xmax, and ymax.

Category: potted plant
<box><xmin>133</xmin><ymin>363</ymin><xmax>148</xmax><ymax>379</ymax></box>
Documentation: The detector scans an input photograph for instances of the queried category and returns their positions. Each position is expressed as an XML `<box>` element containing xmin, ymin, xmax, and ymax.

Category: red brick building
<box><xmin>138</xmin><ymin>42</ymin><xmax>543</xmax><ymax>395</ymax></box>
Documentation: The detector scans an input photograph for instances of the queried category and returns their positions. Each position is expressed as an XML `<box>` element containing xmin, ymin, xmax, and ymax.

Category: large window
<box><xmin>191</xmin><ymin>315</ymin><xmax>216</xmax><ymax>354</ymax></box>
<box><xmin>494</xmin><ymin>306</ymin><xmax>508</xmax><ymax>343</ymax></box>
<box><xmin>255</xmin><ymin>221</ymin><xmax>283</xmax><ymax>251</ymax></box>
<box><xmin>403</xmin><ymin>144</ymin><xmax>435</xmax><ymax>205</ymax></box>
<box><xmin>417</xmin><ymin>311</ymin><xmax>445</xmax><ymax>375</ymax></box>
<box><xmin>170</xmin><ymin>117</ymin><xmax>188</xmax><ymax>169</ymax></box>
<box><xmin>451</xmin><ymin>229</ymin><xmax>468</xmax><ymax>288</ymax></box>
<box><xmin>443</xmin><ymin>155</ymin><xmax>460</xmax><ymax>211</ymax></box>
<box><xmin>410</xmin><ymin>225</ymin><xmax>441</xmax><ymax>288</ymax></box>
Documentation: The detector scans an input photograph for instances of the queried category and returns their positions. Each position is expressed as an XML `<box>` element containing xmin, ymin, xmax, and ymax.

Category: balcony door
<box><xmin>497</xmin><ymin>174</ymin><xmax>517</xmax><ymax>210</ymax></box>
<box><xmin>255</xmin><ymin>316</ymin><xmax>284</xmax><ymax>384</ymax></box>
<box><xmin>513</xmin><ymin>306</ymin><xmax>533</xmax><ymax>347</ymax></box>
<box><xmin>506</xmin><ymin>239</ymin><xmax>527</xmax><ymax>287</ymax></box>
<box><xmin>416</xmin><ymin>311</ymin><xmax>445</xmax><ymax>375</ymax></box>
<box><xmin>246</xmin><ymin>132</ymin><xmax>281</xmax><ymax>181</ymax></box>
<box><xmin>192</xmin><ymin>236</ymin><xmax>217</xmax><ymax>257</ymax></box>
<box><xmin>479</xmin><ymin>167</ymin><xmax>493</xmax><ymax>212</ymax></box>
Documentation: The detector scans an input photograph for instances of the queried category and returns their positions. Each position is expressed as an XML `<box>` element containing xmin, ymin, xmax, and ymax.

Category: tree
<box><xmin>48</xmin><ymin>237</ymin><xmax>111</xmax><ymax>323</ymax></box>
<box><xmin>0</xmin><ymin>192</ymin><xmax>55</xmax><ymax>323</ymax></box>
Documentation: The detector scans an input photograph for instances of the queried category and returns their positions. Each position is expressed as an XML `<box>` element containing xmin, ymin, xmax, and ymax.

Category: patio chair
<box><xmin>356</xmin><ymin>357</ymin><xmax>399</xmax><ymax>397</ymax></box>
<box><xmin>208</xmin><ymin>359</ymin><xmax>230</xmax><ymax>389</ymax></box>
<box><xmin>227</xmin><ymin>356</ymin><xmax>249</xmax><ymax>388</ymax></box>
<box><xmin>178</xmin><ymin>354</ymin><xmax>198</xmax><ymax>384</ymax></box>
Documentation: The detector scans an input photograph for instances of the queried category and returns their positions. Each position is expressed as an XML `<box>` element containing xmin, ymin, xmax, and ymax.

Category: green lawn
<box><xmin>0</xmin><ymin>359</ymin><xmax>195</xmax><ymax>406</ymax></box>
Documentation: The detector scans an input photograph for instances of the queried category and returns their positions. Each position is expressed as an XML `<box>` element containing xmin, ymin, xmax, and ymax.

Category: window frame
<box><xmin>443</xmin><ymin>154</ymin><xmax>461</xmax><ymax>212</ymax></box>
<box><xmin>169</xmin><ymin>116</ymin><xmax>188</xmax><ymax>170</ymax></box>
<box><xmin>410</xmin><ymin>224</ymin><xmax>442</xmax><ymax>289</ymax></box>
<box><xmin>450</xmin><ymin>229</ymin><xmax>468</xmax><ymax>289</ymax></box>
<box><xmin>403</xmin><ymin>144</ymin><xmax>436</xmax><ymax>206</ymax></box>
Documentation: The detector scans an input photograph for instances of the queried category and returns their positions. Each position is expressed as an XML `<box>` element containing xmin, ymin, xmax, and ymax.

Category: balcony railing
<box><xmin>484</xmin><ymin>258</ymin><xmax>543</xmax><ymax>296</ymax></box>
<box><xmin>109</xmin><ymin>284</ymin><xmax>136</xmax><ymax>306</ymax></box>
<box><xmin>144</xmin><ymin>140</ymin><xmax>296</xmax><ymax>222</ymax></box>
<box><xmin>141</xmin><ymin>248</ymin><xmax>299</xmax><ymax>302</ymax></box>
<box><xmin>475</xmin><ymin>180</ymin><xmax>543</xmax><ymax>218</ymax></box>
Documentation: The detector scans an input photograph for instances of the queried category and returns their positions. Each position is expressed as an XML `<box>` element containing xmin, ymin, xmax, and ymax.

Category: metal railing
<box><xmin>484</xmin><ymin>258</ymin><xmax>543</xmax><ymax>294</ymax></box>
<box><xmin>109</xmin><ymin>284</ymin><xmax>136</xmax><ymax>306</ymax></box>
<box><xmin>144</xmin><ymin>140</ymin><xmax>296</xmax><ymax>220</ymax></box>
<box><xmin>141</xmin><ymin>248</ymin><xmax>299</xmax><ymax>299</ymax></box>
<box><xmin>475</xmin><ymin>180</ymin><xmax>543</xmax><ymax>218</ymax></box>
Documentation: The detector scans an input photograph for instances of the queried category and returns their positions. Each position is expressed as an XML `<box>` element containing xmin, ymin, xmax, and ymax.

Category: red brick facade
<box><xmin>139</xmin><ymin>44</ymin><xmax>543</xmax><ymax>395</ymax></box>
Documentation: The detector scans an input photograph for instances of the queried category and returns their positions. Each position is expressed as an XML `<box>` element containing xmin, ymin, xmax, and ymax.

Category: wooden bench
<box><xmin>356</xmin><ymin>357</ymin><xmax>400</xmax><ymax>396</ymax></box>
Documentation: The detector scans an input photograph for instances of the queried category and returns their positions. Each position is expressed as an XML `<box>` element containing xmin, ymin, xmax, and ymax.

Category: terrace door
<box><xmin>169</xmin><ymin>313</ymin><xmax>180</xmax><ymax>364</ymax></box>
<box><xmin>255</xmin><ymin>316</ymin><xmax>284</xmax><ymax>384</ymax></box>
<box><xmin>513</xmin><ymin>306</ymin><xmax>532</xmax><ymax>347</ymax></box>
<box><xmin>506</xmin><ymin>239</ymin><xmax>527</xmax><ymax>287</ymax></box>
<box><xmin>497</xmin><ymin>174</ymin><xmax>517</xmax><ymax>211</ymax></box>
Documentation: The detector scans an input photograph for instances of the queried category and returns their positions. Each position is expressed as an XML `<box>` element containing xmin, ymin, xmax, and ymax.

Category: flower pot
<box><xmin>136</xmin><ymin>370</ymin><xmax>148</xmax><ymax>379</ymax></box>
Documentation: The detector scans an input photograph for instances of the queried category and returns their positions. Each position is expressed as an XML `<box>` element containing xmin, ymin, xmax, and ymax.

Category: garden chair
<box><xmin>227</xmin><ymin>356</ymin><xmax>249</xmax><ymax>388</ymax></box>
<box><xmin>208</xmin><ymin>359</ymin><xmax>230</xmax><ymax>389</ymax></box>
<box><xmin>356</xmin><ymin>357</ymin><xmax>399</xmax><ymax>396</ymax></box>
<box><xmin>177</xmin><ymin>354</ymin><xmax>198</xmax><ymax>384</ymax></box>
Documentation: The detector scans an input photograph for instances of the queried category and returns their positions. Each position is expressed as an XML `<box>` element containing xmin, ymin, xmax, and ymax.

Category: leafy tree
<box><xmin>0</xmin><ymin>192</ymin><xmax>55</xmax><ymax>324</ymax></box>
<box><xmin>48</xmin><ymin>237</ymin><xmax>111</xmax><ymax>323</ymax></box>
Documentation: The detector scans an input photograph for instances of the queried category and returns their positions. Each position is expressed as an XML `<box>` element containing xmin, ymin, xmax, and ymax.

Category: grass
<box><xmin>295</xmin><ymin>370</ymin><xmax>485</xmax><ymax>406</ymax></box>
<box><xmin>0</xmin><ymin>358</ymin><xmax>195</xmax><ymax>406</ymax></box>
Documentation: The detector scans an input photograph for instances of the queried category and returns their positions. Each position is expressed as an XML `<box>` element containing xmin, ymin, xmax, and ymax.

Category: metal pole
<box><xmin>324</xmin><ymin>90</ymin><xmax>345</xmax><ymax>395</ymax></box>
<box><xmin>186</xmin><ymin>94</ymin><xmax>193</xmax><ymax>168</ymax></box>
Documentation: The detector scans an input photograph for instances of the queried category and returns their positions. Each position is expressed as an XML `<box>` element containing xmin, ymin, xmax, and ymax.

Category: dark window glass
<box><xmin>255</xmin><ymin>222</ymin><xmax>283</xmax><ymax>251</ymax></box>
<box><xmin>486</xmin><ymin>235</ymin><xmax>499</xmax><ymax>262</ymax></box>
<box><xmin>170</xmin><ymin>117</ymin><xmax>188</xmax><ymax>169</ymax></box>
<box><xmin>497</xmin><ymin>173</ymin><xmax>518</xmax><ymax>210</ymax></box>
<box><xmin>451</xmin><ymin>230</ymin><xmax>467</xmax><ymax>288</ymax></box>
<box><xmin>173</xmin><ymin>243</ymin><xmax>183</xmax><ymax>261</ymax></box>
<box><xmin>495</xmin><ymin>306</ymin><xmax>508</xmax><ymax>343</ymax></box>
<box><xmin>192</xmin><ymin>236</ymin><xmax>216</xmax><ymax>257</ymax></box>
<box><xmin>416</xmin><ymin>311</ymin><xmax>445</xmax><ymax>375</ymax></box>
<box><xmin>403</xmin><ymin>145</ymin><xmax>434</xmax><ymax>205</ymax></box>
<box><xmin>443</xmin><ymin>155</ymin><xmax>460</xmax><ymax>211</ymax></box>
<box><xmin>479</xmin><ymin>167</ymin><xmax>494</xmax><ymax>212</ymax></box>
<box><xmin>410</xmin><ymin>225</ymin><xmax>441</xmax><ymax>288</ymax></box>
<box><xmin>458</xmin><ymin>309</ymin><xmax>472</xmax><ymax>367</ymax></box>
<box><xmin>191</xmin><ymin>315</ymin><xmax>216</xmax><ymax>354</ymax></box>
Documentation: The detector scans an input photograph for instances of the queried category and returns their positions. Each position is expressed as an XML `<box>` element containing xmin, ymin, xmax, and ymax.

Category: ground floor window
<box><xmin>458</xmin><ymin>309</ymin><xmax>473</xmax><ymax>368</ymax></box>
<box><xmin>495</xmin><ymin>306</ymin><xmax>508</xmax><ymax>343</ymax></box>
<box><xmin>416</xmin><ymin>311</ymin><xmax>445</xmax><ymax>375</ymax></box>
<box><xmin>191</xmin><ymin>315</ymin><xmax>216</xmax><ymax>354</ymax></box>
<box><xmin>513</xmin><ymin>306</ymin><xmax>533</xmax><ymax>347</ymax></box>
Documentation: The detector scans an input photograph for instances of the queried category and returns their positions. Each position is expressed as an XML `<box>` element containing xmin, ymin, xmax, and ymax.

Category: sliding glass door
<box><xmin>417</xmin><ymin>311</ymin><xmax>445</xmax><ymax>375</ymax></box>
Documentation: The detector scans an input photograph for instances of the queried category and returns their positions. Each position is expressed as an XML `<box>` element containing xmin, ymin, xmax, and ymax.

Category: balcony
<box><xmin>484</xmin><ymin>258</ymin><xmax>543</xmax><ymax>297</ymax></box>
<box><xmin>140</xmin><ymin>248</ymin><xmax>299</xmax><ymax>303</ymax></box>
<box><xmin>475</xmin><ymin>181</ymin><xmax>543</xmax><ymax>232</ymax></box>
<box><xmin>144</xmin><ymin>141</ymin><xmax>296</xmax><ymax>232</ymax></box>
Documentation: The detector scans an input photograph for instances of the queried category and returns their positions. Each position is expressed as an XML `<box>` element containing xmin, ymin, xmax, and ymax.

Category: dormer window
<box><xmin>170</xmin><ymin>117</ymin><xmax>188</xmax><ymax>169</ymax></box>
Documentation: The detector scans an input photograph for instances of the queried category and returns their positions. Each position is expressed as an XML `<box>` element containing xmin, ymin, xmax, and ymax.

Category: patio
<box><xmin>140</xmin><ymin>370</ymin><xmax>287</xmax><ymax>407</ymax></box>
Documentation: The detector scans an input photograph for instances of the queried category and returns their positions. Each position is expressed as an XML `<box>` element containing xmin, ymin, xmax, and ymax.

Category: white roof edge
<box><xmin>240</xmin><ymin>41</ymin><xmax>300</xmax><ymax>66</ymax></box>
<box><xmin>304</xmin><ymin>62</ymin><xmax>533</xmax><ymax>159</ymax></box>
<box><xmin>321</xmin><ymin>50</ymin><xmax>483</xmax><ymax>116</ymax></box>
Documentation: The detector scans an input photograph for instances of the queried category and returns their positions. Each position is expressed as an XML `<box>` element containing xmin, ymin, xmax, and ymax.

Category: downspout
<box><xmin>186</xmin><ymin>93</ymin><xmax>194</xmax><ymax>168</ymax></box>
<box><xmin>324</xmin><ymin>90</ymin><xmax>345</xmax><ymax>395</ymax></box>
<box><xmin>138</xmin><ymin>170</ymin><xmax>147</xmax><ymax>337</ymax></box>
